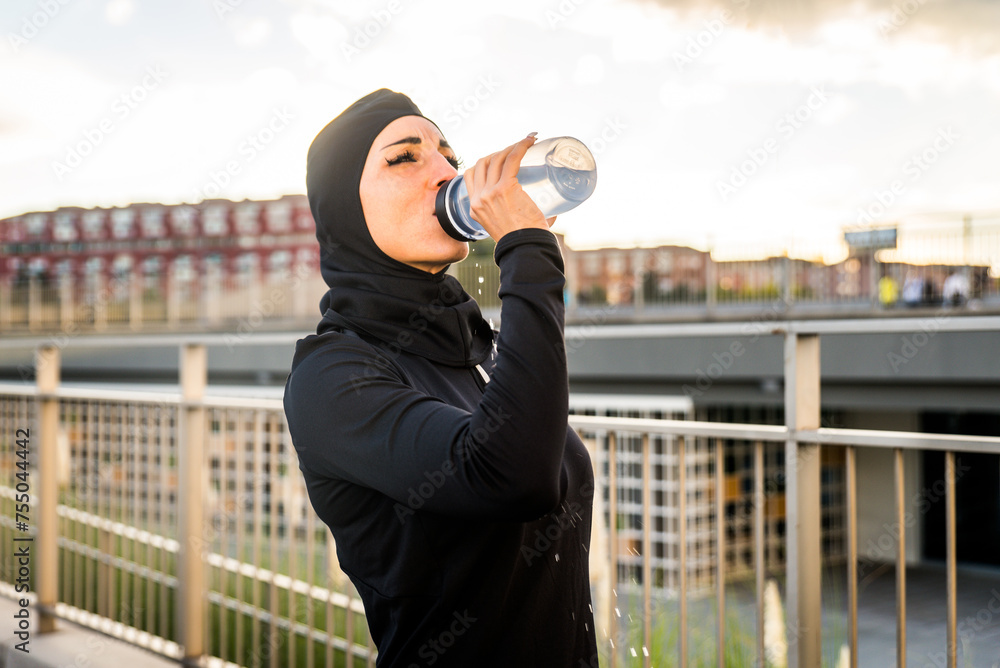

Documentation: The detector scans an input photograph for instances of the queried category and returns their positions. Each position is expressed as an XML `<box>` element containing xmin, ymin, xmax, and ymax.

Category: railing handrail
<box><xmin>4</xmin><ymin>384</ymin><xmax>998</xmax><ymax>454</ymax></box>
<box><xmin>1</xmin><ymin>314</ymin><xmax>998</xmax><ymax>350</ymax></box>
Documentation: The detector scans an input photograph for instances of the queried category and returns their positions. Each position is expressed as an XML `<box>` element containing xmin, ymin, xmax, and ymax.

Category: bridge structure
<box><xmin>1</xmin><ymin>314</ymin><xmax>998</xmax><ymax>667</ymax></box>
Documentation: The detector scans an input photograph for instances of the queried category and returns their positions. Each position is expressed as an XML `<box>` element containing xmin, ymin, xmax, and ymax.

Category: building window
<box><xmin>235</xmin><ymin>203</ymin><xmax>260</xmax><ymax>235</ymax></box>
<box><xmin>267</xmin><ymin>200</ymin><xmax>292</xmax><ymax>232</ymax></box>
<box><xmin>53</xmin><ymin>212</ymin><xmax>77</xmax><ymax>242</ymax></box>
<box><xmin>25</xmin><ymin>213</ymin><xmax>47</xmax><ymax>239</ymax></box>
<box><xmin>111</xmin><ymin>209</ymin><xmax>135</xmax><ymax>239</ymax></box>
<box><xmin>82</xmin><ymin>211</ymin><xmax>105</xmax><ymax>240</ymax></box>
<box><xmin>140</xmin><ymin>208</ymin><xmax>166</xmax><ymax>238</ymax></box>
<box><xmin>171</xmin><ymin>206</ymin><xmax>197</xmax><ymax>237</ymax></box>
<box><xmin>203</xmin><ymin>206</ymin><xmax>228</xmax><ymax>236</ymax></box>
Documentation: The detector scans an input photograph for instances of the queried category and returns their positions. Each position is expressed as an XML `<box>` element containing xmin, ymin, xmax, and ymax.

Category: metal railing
<box><xmin>4</xmin><ymin>220</ymin><xmax>1000</xmax><ymax>336</ymax></box>
<box><xmin>2</xmin><ymin>318</ymin><xmax>999</xmax><ymax>667</ymax></box>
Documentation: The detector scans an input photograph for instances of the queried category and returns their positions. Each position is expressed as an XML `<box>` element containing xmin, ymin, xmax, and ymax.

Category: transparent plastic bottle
<box><xmin>435</xmin><ymin>136</ymin><xmax>598</xmax><ymax>241</ymax></box>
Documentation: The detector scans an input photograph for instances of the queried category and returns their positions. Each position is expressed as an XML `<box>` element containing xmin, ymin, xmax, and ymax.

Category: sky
<box><xmin>2</xmin><ymin>0</ymin><xmax>999</xmax><ymax>256</ymax></box>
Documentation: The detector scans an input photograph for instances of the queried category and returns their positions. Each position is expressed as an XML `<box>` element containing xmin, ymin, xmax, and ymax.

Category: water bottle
<box><xmin>435</xmin><ymin>136</ymin><xmax>598</xmax><ymax>241</ymax></box>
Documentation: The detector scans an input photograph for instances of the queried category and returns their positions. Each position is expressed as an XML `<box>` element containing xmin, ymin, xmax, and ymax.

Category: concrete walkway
<box><xmin>0</xmin><ymin>596</ymin><xmax>178</xmax><ymax>668</ymax></box>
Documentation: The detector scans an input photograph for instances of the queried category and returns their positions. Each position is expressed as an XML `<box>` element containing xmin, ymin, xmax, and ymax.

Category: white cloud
<box><xmin>230</xmin><ymin>16</ymin><xmax>272</xmax><ymax>48</ymax></box>
<box><xmin>105</xmin><ymin>0</ymin><xmax>135</xmax><ymax>27</ymax></box>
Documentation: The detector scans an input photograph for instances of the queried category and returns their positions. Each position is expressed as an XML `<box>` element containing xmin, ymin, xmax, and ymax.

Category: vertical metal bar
<box><xmin>178</xmin><ymin>343</ymin><xmax>207</xmax><ymax>663</ymax></box>
<box><xmin>36</xmin><ymin>345</ymin><xmax>60</xmax><ymax>632</ymax></box>
<box><xmin>608</xmin><ymin>431</ymin><xmax>618</xmax><ymax>668</ymax></box>
<box><xmin>269</xmin><ymin>415</ymin><xmax>280</xmax><ymax>668</ymax></box>
<box><xmin>846</xmin><ymin>446</ymin><xmax>858</xmax><ymax>668</ymax></box>
<box><xmin>342</xmin><ymin>544</ymin><xmax>353</xmax><ymax>667</ymax></box>
<box><xmin>783</xmin><ymin>332</ymin><xmax>822</xmax><ymax>668</ymax></box>
<box><xmin>81</xmin><ymin>401</ymin><xmax>92</xmax><ymax>614</ymax></box>
<box><xmin>111</xmin><ymin>402</ymin><xmax>122</xmax><ymax>625</ymax></box>
<box><xmin>282</xmin><ymin>415</ymin><xmax>296</xmax><ymax>668</ymax></box>
<box><xmin>945</xmin><ymin>451</ymin><xmax>957</xmax><ymax>668</ymax></box>
<box><xmin>236</xmin><ymin>409</ymin><xmax>247</xmax><ymax>668</ymax></box>
<box><xmin>252</xmin><ymin>411</ymin><xmax>263</xmax><ymax>662</ymax></box>
<box><xmin>715</xmin><ymin>438</ymin><xmax>725</xmax><ymax>668</ymax></box>
<box><xmin>218</xmin><ymin>409</ymin><xmax>228</xmax><ymax>663</ymax></box>
<box><xmin>158</xmin><ymin>402</ymin><xmax>169</xmax><ymax>640</ymax></box>
<box><xmin>754</xmin><ymin>441</ymin><xmax>765</xmax><ymax>667</ymax></box>
<box><xmin>145</xmin><ymin>404</ymin><xmax>155</xmax><ymax>635</ymax></box>
<box><xmin>99</xmin><ymin>401</ymin><xmax>110</xmax><ymax>622</ymax></box>
<box><xmin>641</xmin><ymin>433</ymin><xmax>652</xmax><ymax>668</ymax></box>
<box><xmin>306</xmin><ymin>486</ymin><xmax>316</xmax><ymax>668</ymax></box>
<box><xmin>894</xmin><ymin>448</ymin><xmax>906</xmax><ymax>668</ymax></box>
<box><xmin>678</xmin><ymin>435</ymin><xmax>688</xmax><ymax>668</ymax></box>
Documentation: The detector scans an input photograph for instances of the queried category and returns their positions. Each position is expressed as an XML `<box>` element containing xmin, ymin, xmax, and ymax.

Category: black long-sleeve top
<box><xmin>283</xmin><ymin>230</ymin><xmax>599</xmax><ymax>667</ymax></box>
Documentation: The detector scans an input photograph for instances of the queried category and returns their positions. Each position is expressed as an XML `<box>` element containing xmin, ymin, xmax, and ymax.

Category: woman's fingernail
<box><xmin>527</xmin><ymin>131</ymin><xmax>538</xmax><ymax>138</ymax></box>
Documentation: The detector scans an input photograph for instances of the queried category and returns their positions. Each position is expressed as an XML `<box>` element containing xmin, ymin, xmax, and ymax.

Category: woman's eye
<box><xmin>446</xmin><ymin>155</ymin><xmax>462</xmax><ymax>170</ymax></box>
<box><xmin>385</xmin><ymin>150</ymin><xmax>417</xmax><ymax>166</ymax></box>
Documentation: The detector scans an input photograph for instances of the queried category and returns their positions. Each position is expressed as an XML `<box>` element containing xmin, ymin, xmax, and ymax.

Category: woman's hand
<box><xmin>462</xmin><ymin>135</ymin><xmax>554</xmax><ymax>241</ymax></box>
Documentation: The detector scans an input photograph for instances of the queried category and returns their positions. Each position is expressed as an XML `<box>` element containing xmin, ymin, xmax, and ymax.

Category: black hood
<box><xmin>305</xmin><ymin>88</ymin><xmax>493</xmax><ymax>367</ymax></box>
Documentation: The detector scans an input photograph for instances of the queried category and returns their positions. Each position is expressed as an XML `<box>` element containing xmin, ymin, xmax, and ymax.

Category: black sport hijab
<box><xmin>306</xmin><ymin>88</ymin><xmax>494</xmax><ymax>367</ymax></box>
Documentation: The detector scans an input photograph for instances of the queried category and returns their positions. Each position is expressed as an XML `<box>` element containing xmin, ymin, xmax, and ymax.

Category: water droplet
<box><xmin>614</xmin><ymin>607</ymin><xmax>621</xmax><ymax>617</ymax></box>
<box><xmin>478</xmin><ymin>276</ymin><xmax>484</xmax><ymax>283</ymax></box>
<box><xmin>554</xmin><ymin>553</ymin><xmax>560</xmax><ymax>562</ymax></box>
<box><xmin>642</xmin><ymin>646</ymin><xmax>649</xmax><ymax>657</ymax></box>
<box><xmin>630</xmin><ymin>648</ymin><xmax>638</xmax><ymax>657</ymax></box>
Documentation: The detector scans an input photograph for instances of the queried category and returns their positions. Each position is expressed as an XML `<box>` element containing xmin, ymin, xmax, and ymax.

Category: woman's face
<box><xmin>360</xmin><ymin>115</ymin><xmax>469</xmax><ymax>274</ymax></box>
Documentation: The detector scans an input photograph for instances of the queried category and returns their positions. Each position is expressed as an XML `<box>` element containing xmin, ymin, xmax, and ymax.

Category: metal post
<box><xmin>59</xmin><ymin>275</ymin><xmax>73</xmax><ymax>330</ymax></box>
<box><xmin>715</xmin><ymin>439</ymin><xmax>725</xmax><ymax>668</ymax></box>
<box><xmin>783</xmin><ymin>332</ymin><xmax>822</xmax><ymax>668</ymax></box>
<box><xmin>678</xmin><ymin>435</ymin><xmax>688</xmax><ymax>668</ymax></box>
<box><xmin>178</xmin><ymin>344</ymin><xmax>206</xmax><ymax>664</ymax></box>
<box><xmin>608</xmin><ymin>431</ymin><xmax>618</xmax><ymax>668</ymax></box>
<box><xmin>894</xmin><ymin>448</ymin><xmax>907</xmax><ymax>668</ymax></box>
<box><xmin>945</xmin><ymin>451</ymin><xmax>957</xmax><ymax>668</ymax></box>
<box><xmin>28</xmin><ymin>276</ymin><xmax>41</xmax><ymax>331</ymax></box>
<box><xmin>129</xmin><ymin>272</ymin><xmax>143</xmax><ymax>331</ymax></box>
<box><xmin>36</xmin><ymin>345</ymin><xmax>60</xmax><ymax>633</ymax></box>
<box><xmin>846</xmin><ymin>446</ymin><xmax>858</xmax><ymax>668</ymax></box>
<box><xmin>706</xmin><ymin>245</ymin><xmax>717</xmax><ymax>313</ymax></box>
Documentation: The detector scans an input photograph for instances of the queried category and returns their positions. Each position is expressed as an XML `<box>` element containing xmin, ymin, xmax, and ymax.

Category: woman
<box><xmin>283</xmin><ymin>89</ymin><xmax>598</xmax><ymax>666</ymax></box>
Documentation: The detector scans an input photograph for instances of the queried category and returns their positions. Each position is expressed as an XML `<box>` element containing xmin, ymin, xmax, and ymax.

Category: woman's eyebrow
<box><xmin>381</xmin><ymin>137</ymin><xmax>452</xmax><ymax>150</ymax></box>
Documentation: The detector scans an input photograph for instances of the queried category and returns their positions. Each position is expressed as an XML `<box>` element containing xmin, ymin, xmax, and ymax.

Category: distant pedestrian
<box><xmin>943</xmin><ymin>270</ymin><xmax>970</xmax><ymax>306</ymax></box>
<box><xmin>902</xmin><ymin>272</ymin><xmax>924</xmax><ymax>307</ymax></box>
<box><xmin>878</xmin><ymin>274</ymin><xmax>898</xmax><ymax>308</ymax></box>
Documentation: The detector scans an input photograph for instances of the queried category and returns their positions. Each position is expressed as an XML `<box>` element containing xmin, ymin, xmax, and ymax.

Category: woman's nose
<box><xmin>429</xmin><ymin>152</ymin><xmax>458</xmax><ymax>188</ymax></box>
